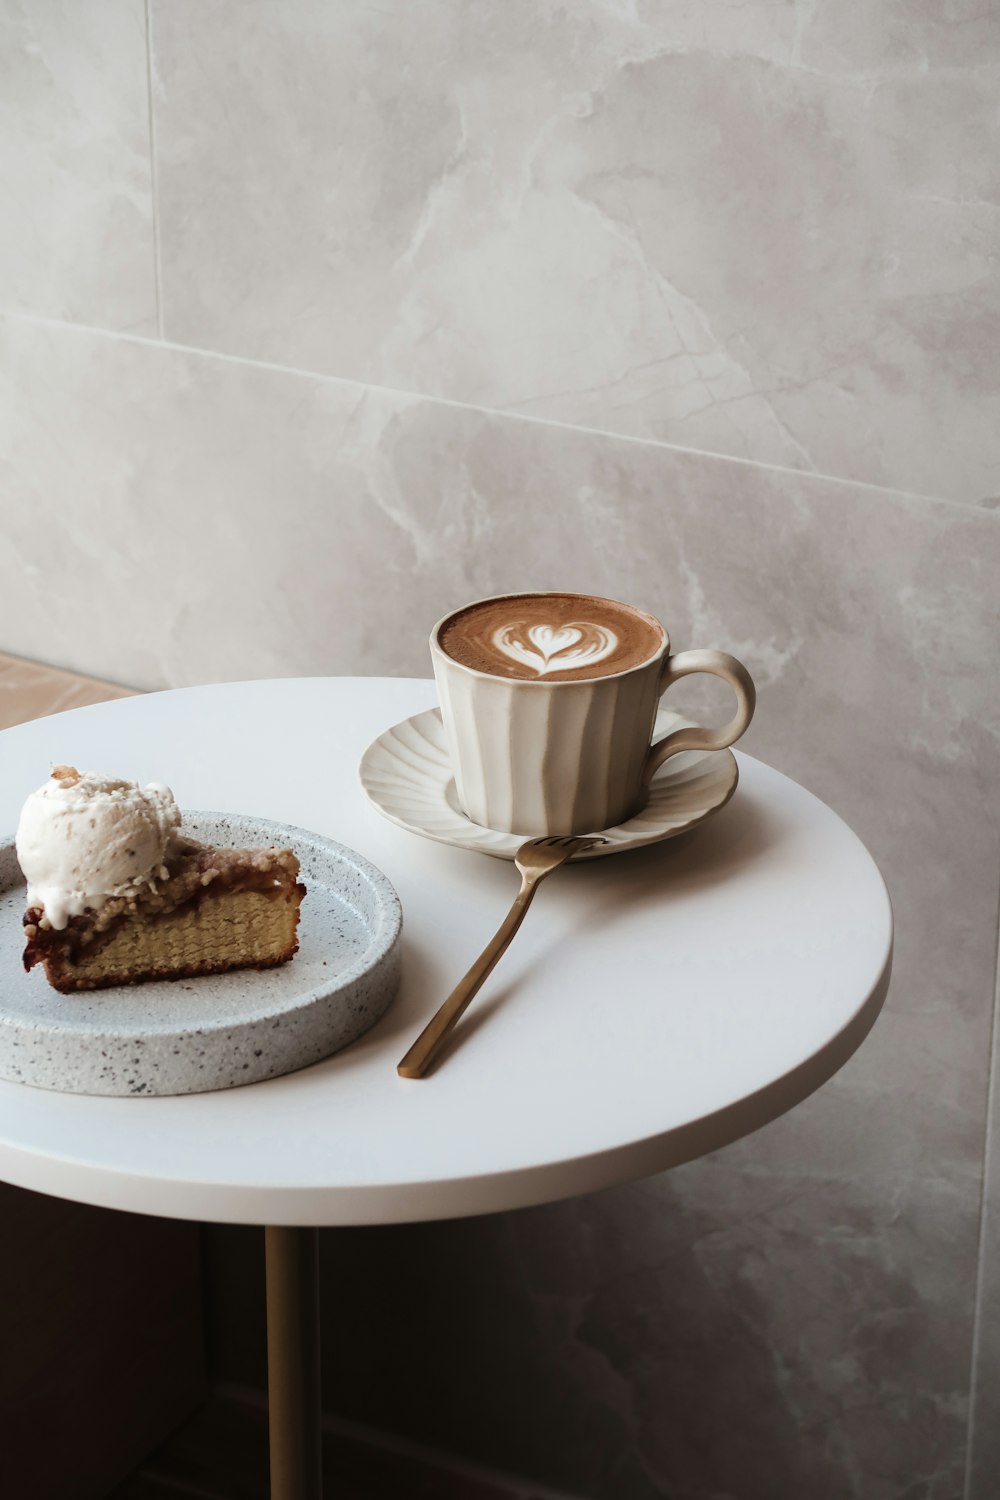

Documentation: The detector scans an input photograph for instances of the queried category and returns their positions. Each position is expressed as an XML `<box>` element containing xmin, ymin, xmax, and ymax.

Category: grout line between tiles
<box><xmin>963</xmin><ymin>862</ymin><xmax>1000</xmax><ymax>1500</ymax></box>
<box><xmin>0</xmin><ymin>307</ymin><xmax>983</xmax><ymax>519</ymax></box>
<box><xmin>144</xmin><ymin>0</ymin><xmax>165</xmax><ymax>342</ymax></box>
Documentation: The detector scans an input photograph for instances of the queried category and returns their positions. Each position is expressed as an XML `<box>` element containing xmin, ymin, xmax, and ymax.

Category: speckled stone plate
<box><xmin>358</xmin><ymin>706</ymin><xmax>739</xmax><ymax>859</ymax></box>
<box><xmin>0</xmin><ymin>813</ymin><xmax>402</xmax><ymax>1098</ymax></box>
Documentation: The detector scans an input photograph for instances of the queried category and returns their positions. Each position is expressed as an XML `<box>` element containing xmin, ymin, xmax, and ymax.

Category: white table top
<box><xmin>0</xmin><ymin>677</ymin><xmax>891</xmax><ymax>1226</ymax></box>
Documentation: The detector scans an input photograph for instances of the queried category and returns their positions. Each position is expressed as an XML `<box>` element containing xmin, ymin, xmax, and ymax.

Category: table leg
<box><xmin>265</xmin><ymin>1226</ymin><xmax>323</xmax><ymax>1500</ymax></box>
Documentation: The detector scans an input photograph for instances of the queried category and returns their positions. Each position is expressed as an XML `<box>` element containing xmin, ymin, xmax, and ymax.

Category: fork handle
<box><xmin>398</xmin><ymin>876</ymin><xmax>538</xmax><ymax>1079</ymax></box>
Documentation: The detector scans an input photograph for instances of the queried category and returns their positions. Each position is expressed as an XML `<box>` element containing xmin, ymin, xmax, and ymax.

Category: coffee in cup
<box><xmin>438</xmin><ymin>593</ymin><xmax>663</xmax><ymax>682</ymax></box>
<box><xmin>431</xmin><ymin>591</ymin><xmax>755</xmax><ymax>837</ymax></box>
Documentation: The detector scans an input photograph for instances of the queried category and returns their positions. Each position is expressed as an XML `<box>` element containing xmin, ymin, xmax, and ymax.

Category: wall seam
<box><xmin>144</xmin><ymin>0</ymin><xmax>165</xmax><ymax>342</ymax></box>
<box><xmin>0</xmin><ymin>304</ymin><xmax>996</xmax><ymax>522</ymax></box>
<box><xmin>963</xmin><ymin>859</ymin><xmax>1000</xmax><ymax>1500</ymax></box>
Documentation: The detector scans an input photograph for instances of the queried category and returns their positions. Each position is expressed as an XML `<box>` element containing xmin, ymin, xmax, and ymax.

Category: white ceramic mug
<box><xmin>431</xmin><ymin>593</ymin><xmax>756</xmax><ymax>836</ymax></box>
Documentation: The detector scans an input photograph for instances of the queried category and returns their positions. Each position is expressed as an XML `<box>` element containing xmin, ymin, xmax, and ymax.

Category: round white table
<box><xmin>0</xmin><ymin>677</ymin><xmax>892</xmax><ymax>1499</ymax></box>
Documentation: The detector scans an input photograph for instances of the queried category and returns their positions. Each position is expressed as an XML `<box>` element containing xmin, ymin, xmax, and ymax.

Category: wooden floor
<box><xmin>0</xmin><ymin>649</ymin><xmax>136</xmax><ymax>730</ymax></box>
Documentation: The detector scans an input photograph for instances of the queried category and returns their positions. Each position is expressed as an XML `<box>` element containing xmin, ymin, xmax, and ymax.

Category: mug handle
<box><xmin>642</xmin><ymin>649</ymin><xmax>756</xmax><ymax>786</ymax></box>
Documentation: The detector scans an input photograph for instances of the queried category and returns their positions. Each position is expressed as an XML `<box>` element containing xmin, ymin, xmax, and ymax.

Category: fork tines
<box><xmin>533</xmin><ymin>834</ymin><xmax>608</xmax><ymax>849</ymax></box>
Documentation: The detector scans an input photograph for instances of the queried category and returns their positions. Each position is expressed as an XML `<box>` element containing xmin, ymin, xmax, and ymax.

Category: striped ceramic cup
<box><xmin>431</xmin><ymin>592</ymin><xmax>756</xmax><ymax>837</ymax></box>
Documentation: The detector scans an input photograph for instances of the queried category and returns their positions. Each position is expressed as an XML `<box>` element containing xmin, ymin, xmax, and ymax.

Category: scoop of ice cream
<box><xmin>15</xmin><ymin>765</ymin><xmax>182</xmax><ymax>930</ymax></box>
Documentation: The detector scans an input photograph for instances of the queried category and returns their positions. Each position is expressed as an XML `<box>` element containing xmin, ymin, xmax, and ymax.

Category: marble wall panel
<box><xmin>309</xmin><ymin>1164</ymin><xmax>976</xmax><ymax>1500</ymax></box>
<box><xmin>8</xmin><ymin>317</ymin><xmax>997</xmax><ymax>1495</ymax></box>
<box><xmin>150</xmin><ymin>0</ymin><xmax>1000</xmax><ymax>502</ymax></box>
<box><xmin>0</xmin><ymin>0</ymin><xmax>157</xmax><ymax>334</ymax></box>
<box><xmin>969</xmin><ymin>953</ymin><xmax>1000</xmax><ymax>1500</ymax></box>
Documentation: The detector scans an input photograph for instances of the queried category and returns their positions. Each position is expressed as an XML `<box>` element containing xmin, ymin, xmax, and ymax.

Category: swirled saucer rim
<box><xmin>358</xmin><ymin>706</ymin><xmax>739</xmax><ymax>860</ymax></box>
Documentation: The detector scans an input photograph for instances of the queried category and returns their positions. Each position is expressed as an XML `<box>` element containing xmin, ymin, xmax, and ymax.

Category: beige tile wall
<box><xmin>1</xmin><ymin>4</ymin><xmax>998</xmax><ymax>1498</ymax></box>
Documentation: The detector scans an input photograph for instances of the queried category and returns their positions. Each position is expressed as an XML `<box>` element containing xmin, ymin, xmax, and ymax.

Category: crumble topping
<box><xmin>24</xmin><ymin>838</ymin><xmax>302</xmax><ymax>962</ymax></box>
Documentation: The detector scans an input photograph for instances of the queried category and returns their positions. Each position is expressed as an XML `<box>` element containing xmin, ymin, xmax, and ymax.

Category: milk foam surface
<box><xmin>439</xmin><ymin>593</ymin><xmax>663</xmax><ymax>681</ymax></box>
<box><xmin>15</xmin><ymin>767</ymin><xmax>182</xmax><ymax>929</ymax></box>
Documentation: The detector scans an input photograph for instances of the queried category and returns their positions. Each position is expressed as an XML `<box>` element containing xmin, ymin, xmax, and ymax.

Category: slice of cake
<box><xmin>17</xmin><ymin>767</ymin><xmax>305</xmax><ymax>993</ymax></box>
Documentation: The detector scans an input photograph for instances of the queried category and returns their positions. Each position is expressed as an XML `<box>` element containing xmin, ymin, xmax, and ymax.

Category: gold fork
<box><xmin>397</xmin><ymin>834</ymin><xmax>607</xmax><ymax>1079</ymax></box>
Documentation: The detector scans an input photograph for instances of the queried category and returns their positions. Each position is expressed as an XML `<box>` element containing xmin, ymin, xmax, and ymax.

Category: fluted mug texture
<box><xmin>431</xmin><ymin>592</ymin><xmax>756</xmax><ymax>837</ymax></box>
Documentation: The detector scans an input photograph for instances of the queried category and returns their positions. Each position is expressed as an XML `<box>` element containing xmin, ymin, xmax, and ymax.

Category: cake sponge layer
<box><xmin>40</xmin><ymin>888</ymin><xmax>302</xmax><ymax>993</ymax></box>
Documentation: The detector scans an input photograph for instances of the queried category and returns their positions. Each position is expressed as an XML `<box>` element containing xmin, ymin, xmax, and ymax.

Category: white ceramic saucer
<box><xmin>358</xmin><ymin>706</ymin><xmax>739</xmax><ymax>860</ymax></box>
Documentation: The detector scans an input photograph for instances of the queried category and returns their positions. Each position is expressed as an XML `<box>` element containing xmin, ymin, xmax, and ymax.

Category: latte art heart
<box><xmin>439</xmin><ymin>593</ymin><xmax>664</xmax><ymax>682</ymax></box>
<box><xmin>493</xmin><ymin>622</ymin><xmax>619</xmax><ymax>677</ymax></box>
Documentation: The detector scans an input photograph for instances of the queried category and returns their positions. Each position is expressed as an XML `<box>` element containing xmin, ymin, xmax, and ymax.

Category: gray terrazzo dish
<box><xmin>0</xmin><ymin>812</ymin><xmax>402</xmax><ymax>1097</ymax></box>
